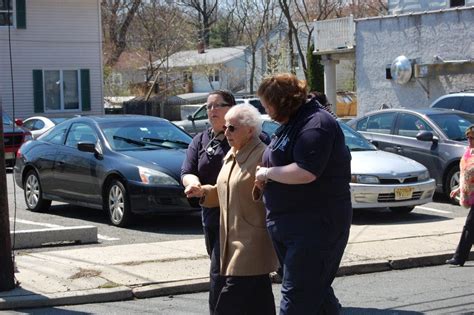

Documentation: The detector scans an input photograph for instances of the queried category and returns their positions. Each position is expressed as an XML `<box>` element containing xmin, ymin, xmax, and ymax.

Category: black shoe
<box><xmin>446</xmin><ymin>258</ymin><xmax>464</xmax><ymax>266</ymax></box>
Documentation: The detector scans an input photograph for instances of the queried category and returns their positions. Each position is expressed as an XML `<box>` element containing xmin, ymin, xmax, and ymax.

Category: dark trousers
<box><xmin>215</xmin><ymin>274</ymin><xmax>276</xmax><ymax>315</ymax></box>
<box><xmin>453</xmin><ymin>204</ymin><xmax>474</xmax><ymax>263</ymax></box>
<box><xmin>268</xmin><ymin>221</ymin><xmax>350</xmax><ymax>315</ymax></box>
<box><xmin>204</xmin><ymin>225</ymin><xmax>226</xmax><ymax>314</ymax></box>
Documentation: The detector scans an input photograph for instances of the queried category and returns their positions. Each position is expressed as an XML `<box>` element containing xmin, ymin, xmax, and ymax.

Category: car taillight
<box><xmin>23</xmin><ymin>132</ymin><xmax>33</xmax><ymax>142</ymax></box>
<box><xmin>16</xmin><ymin>147</ymin><xmax>22</xmax><ymax>159</ymax></box>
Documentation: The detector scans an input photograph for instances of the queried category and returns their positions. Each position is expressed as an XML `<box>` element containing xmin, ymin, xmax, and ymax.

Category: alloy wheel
<box><xmin>25</xmin><ymin>174</ymin><xmax>40</xmax><ymax>208</ymax></box>
<box><xmin>109</xmin><ymin>184</ymin><xmax>125</xmax><ymax>225</ymax></box>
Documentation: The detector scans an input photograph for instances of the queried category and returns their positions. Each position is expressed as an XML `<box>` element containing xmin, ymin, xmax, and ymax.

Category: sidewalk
<box><xmin>1</xmin><ymin>217</ymin><xmax>472</xmax><ymax>310</ymax></box>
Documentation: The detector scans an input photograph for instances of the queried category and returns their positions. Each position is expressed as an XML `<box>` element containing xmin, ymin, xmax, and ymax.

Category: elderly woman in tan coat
<box><xmin>185</xmin><ymin>104</ymin><xmax>278</xmax><ymax>315</ymax></box>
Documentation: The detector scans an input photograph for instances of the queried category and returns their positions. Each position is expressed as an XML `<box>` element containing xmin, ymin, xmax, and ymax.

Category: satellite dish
<box><xmin>391</xmin><ymin>55</ymin><xmax>412</xmax><ymax>84</ymax></box>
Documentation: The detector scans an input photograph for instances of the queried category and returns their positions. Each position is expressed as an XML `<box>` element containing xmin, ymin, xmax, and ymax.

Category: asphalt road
<box><xmin>6</xmin><ymin>264</ymin><xmax>474</xmax><ymax>314</ymax></box>
<box><xmin>5</xmin><ymin>169</ymin><xmax>469</xmax><ymax>252</ymax></box>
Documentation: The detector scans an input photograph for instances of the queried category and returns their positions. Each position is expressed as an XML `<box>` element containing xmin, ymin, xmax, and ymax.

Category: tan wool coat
<box><xmin>201</xmin><ymin>136</ymin><xmax>278</xmax><ymax>276</ymax></box>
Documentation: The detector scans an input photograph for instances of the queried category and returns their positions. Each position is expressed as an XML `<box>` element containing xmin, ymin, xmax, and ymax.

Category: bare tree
<box><xmin>179</xmin><ymin>0</ymin><xmax>218</xmax><ymax>47</ymax></box>
<box><xmin>102</xmin><ymin>0</ymin><xmax>142</xmax><ymax>68</ymax></box>
<box><xmin>234</xmin><ymin>0</ymin><xmax>277</xmax><ymax>94</ymax></box>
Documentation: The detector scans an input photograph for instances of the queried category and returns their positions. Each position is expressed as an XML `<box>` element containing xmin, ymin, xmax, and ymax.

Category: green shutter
<box><xmin>16</xmin><ymin>0</ymin><xmax>26</xmax><ymax>29</ymax></box>
<box><xmin>33</xmin><ymin>70</ymin><xmax>44</xmax><ymax>113</ymax></box>
<box><xmin>80</xmin><ymin>69</ymin><xmax>91</xmax><ymax>111</ymax></box>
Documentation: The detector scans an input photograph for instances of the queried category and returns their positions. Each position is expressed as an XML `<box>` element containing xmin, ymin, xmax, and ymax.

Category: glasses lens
<box><xmin>224</xmin><ymin>125</ymin><xmax>236</xmax><ymax>132</ymax></box>
<box><xmin>206</xmin><ymin>103</ymin><xmax>228</xmax><ymax>110</ymax></box>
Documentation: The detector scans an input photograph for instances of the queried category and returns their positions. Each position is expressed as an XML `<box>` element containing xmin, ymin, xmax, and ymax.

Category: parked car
<box><xmin>14</xmin><ymin>115</ymin><xmax>199</xmax><ymax>227</ymax></box>
<box><xmin>173</xmin><ymin>98</ymin><xmax>266</xmax><ymax>136</ymax></box>
<box><xmin>2</xmin><ymin>111</ymin><xmax>32</xmax><ymax>167</ymax></box>
<box><xmin>23</xmin><ymin>116</ymin><xmax>70</xmax><ymax>139</ymax></box>
<box><xmin>263</xmin><ymin>119</ymin><xmax>436</xmax><ymax>213</ymax></box>
<box><xmin>347</xmin><ymin>108</ymin><xmax>474</xmax><ymax>200</ymax></box>
<box><xmin>430</xmin><ymin>92</ymin><xmax>474</xmax><ymax>113</ymax></box>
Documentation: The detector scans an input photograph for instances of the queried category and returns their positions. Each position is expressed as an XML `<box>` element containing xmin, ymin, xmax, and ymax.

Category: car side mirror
<box><xmin>77</xmin><ymin>142</ymin><xmax>96</xmax><ymax>153</ymax></box>
<box><xmin>416</xmin><ymin>131</ymin><xmax>435</xmax><ymax>142</ymax></box>
<box><xmin>187</xmin><ymin>114</ymin><xmax>194</xmax><ymax>121</ymax></box>
<box><xmin>15</xmin><ymin>119</ymin><xmax>23</xmax><ymax>126</ymax></box>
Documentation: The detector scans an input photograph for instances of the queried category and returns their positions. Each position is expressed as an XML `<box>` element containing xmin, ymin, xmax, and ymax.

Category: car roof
<box><xmin>68</xmin><ymin>115</ymin><xmax>169</xmax><ymax>124</ymax></box>
<box><xmin>362</xmin><ymin>107</ymin><xmax>470</xmax><ymax>117</ymax></box>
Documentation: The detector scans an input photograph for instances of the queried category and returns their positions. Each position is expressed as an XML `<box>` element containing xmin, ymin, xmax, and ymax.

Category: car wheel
<box><xmin>24</xmin><ymin>170</ymin><xmax>51</xmax><ymax>212</ymax></box>
<box><xmin>445</xmin><ymin>165</ymin><xmax>460</xmax><ymax>205</ymax></box>
<box><xmin>389</xmin><ymin>206</ymin><xmax>415</xmax><ymax>214</ymax></box>
<box><xmin>105</xmin><ymin>179</ymin><xmax>133</xmax><ymax>227</ymax></box>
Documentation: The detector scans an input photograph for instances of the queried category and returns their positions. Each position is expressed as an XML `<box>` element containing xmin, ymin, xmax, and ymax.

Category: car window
<box><xmin>460</xmin><ymin>97</ymin><xmax>474</xmax><ymax>113</ymax></box>
<box><xmin>431</xmin><ymin>96</ymin><xmax>462</xmax><ymax>110</ymax></box>
<box><xmin>23</xmin><ymin>119</ymin><xmax>36</xmax><ymax>130</ymax></box>
<box><xmin>102</xmin><ymin>120</ymin><xmax>192</xmax><ymax>151</ymax></box>
<box><xmin>65</xmin><ymin>123</ymin><xmax>97</xmax><ymax>148</ymax></box>
<box><xmin>193</xmin><ymin>105</ymin><xmax>208</xmax><ymax>120</ymax></box>
<box><xmin>262</xmin><ymin>120</ymin><xmax>279</xmax><ymax>137</ymax></box>
<box><xmin>34</xmin><ymin>120</ymin><xmax>45</xmax><ymax>130</ymax></box>
<box><xmin>355</xmin><ymin>117</ymin><xmax>368</xmax><ymax>131</ymax></box>
<box><xmin>339</xmin><ymin>122</ymin><xmax>376</xmax><ymax>151</ymax></box>
<box><xmin>365</xmin><ymin>113</ymin><xmax>396</xmax><ymax>134</ymax></box>
<box><xmin>427</xmin><ymin>112</ymin><xmax>474</xmax><ymax>141</ymax></box>
<box><xmin>395</xmin><ymin>114</ymin><xmax>433</xmax><ymax>138</ymax></box>
<box><xmin>249</xmin><ymin>99</ymin><xmax>266</xmax><ymax>114</ymax></box>
<box><xmin>2</xmin><ymin>111</ymin><xmax>13</xmax><ymax>126</ymax></box>
<box><xmin>41</xmin><ymin>125</ymin><xmax>68</xmax><ymax>144</ymax></box>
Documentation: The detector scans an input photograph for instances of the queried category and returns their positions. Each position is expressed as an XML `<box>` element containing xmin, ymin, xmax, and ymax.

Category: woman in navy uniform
<box><xmin>255</xmin><ymin>73</ymin><xmax>352</xmax><ymax>314</ymax></box>
<box><xmin>181</xmin><ymin>90</ymin><xmax>236</xmax><ymax>314</ymax></box>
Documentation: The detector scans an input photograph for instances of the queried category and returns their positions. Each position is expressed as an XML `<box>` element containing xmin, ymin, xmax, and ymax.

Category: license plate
<box><xmin>5</xmin><ymin>152</ymin><xmax>15</xmax><ymax>160</ymax></box>
<box><xmin>394</xmin><ymin>187</ymin><xmax>414</xmax><ymax>200</ymax></box>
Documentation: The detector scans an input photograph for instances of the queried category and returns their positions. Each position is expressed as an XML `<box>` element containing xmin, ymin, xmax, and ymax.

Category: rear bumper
<box><xmin>127</xmin><ymin>181</ymin><xmax>200</xmax><ymax>214</ymax></box>
<box><xmin>350</xmin><ymin>179</ymin><xmax>436</xmax><ymax>209</ymax></box>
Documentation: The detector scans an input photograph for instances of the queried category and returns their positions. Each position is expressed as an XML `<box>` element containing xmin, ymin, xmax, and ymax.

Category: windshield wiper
<box><xmin>142</xmin><ymin>137</ymin><xmax>189</xmax><ymax>146</ymax></box>
<box><xmin>113</xmin><ymin>135</ymin><xmax>166</xmax><ymax>148</ymax></box>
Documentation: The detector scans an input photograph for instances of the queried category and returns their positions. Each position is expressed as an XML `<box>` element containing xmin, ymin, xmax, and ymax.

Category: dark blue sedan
<box><xmin>14</xmin><ymin>115</ymin><xmax>199</xmax><ymax>227</ymax></box>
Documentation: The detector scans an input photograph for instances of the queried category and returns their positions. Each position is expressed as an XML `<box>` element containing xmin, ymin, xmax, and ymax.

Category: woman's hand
<box><xmin>255</xmin><ymin>166</ymin><xmax>269</xmax><ymax>182</ymax></box>
<box><xmin>184</xmin><ymin>183</ymin><xmax>203</xmax><ymax>198</ymax></box>
<box><xmin>450</xmin><ymin>187</ymin><xmax>460</xmax><ymax>199</ymax></box>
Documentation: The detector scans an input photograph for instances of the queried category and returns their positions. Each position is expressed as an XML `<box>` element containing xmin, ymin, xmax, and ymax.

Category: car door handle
<box><xmin>394</xmin><ymin>146</ymin><xmax>403</xmax><ymax>152</ymax></box>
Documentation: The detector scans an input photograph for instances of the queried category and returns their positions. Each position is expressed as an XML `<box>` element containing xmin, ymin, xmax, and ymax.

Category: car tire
<box><xmin>389</xmin><ymin>206</ymin><xmax>415</xmax><ymax>214</ymax></box>
<box><xmin>105</xmin><ymin>179</ymin><xmax>133</xmax><ymax>227</ymax></box>
<box><xmin>24</xmin><ymin>170</ymin><xmax>51</xmax><ymax>212</ymax></box>
<box><xmin>445</xmin><ymin>165</ymin><xmax>460</xmax><ymax>205</ymax></box>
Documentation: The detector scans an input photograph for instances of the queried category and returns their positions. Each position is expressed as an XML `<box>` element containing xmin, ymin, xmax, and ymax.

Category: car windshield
<box><xmin>2</xmin><ymin>111</ymin><xmax>14</xmax><ymax>126</ymax></box>
<box><xmin>427</xmin><ymin>112</ymin><xmax>474</xmax><ymax>141</ymax></box>
<box><xmin>339</xmin><ymin>122</ymin><xmax>377</xmax><ymax>151</ymax></box>
<box><xmin>101</xmin><ymin>120</ymin><xmax>192</xmax><ymax>151</ymax></box>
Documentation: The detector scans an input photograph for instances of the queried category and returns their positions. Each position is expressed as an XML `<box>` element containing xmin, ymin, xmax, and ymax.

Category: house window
<box><xmin>208</xmin><ymin>69</ymin><xmax>219</xmax><ymax>82</ymax></box>
<box><xmin>0</xmin><ymin>0</ymin><xmax>13</xmax><ymax>26</ymax></box>
<box><xmin>450</xmin><ymin>0</ymin><xmax>464</xmax><ymax>7</ymax></box>
<box><xmin>183</xmin><ymin>71</ymin><xmax>192</xmax><ymax>82</ymax></box>
<box><xmin>44</xmin><ymin>70</ymin><xmax>80</xmax><ymax>111</ymax></box>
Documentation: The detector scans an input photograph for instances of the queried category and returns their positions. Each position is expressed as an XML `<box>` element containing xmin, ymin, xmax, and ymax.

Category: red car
<box><xmin>2</xmin><ymin>111</ymin><xmax>32</xmax><ymax>167</ymax></box>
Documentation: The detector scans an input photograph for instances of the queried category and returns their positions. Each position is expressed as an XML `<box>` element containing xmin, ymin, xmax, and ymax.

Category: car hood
<box><xmin>351</xmin><ymin>150</ymin><xmax>427</xmax><ymax>176</ymax></box>
<box><xmin>120</xmin><ymin>149</ymin><xmax>186</xmax><ymax>179</ymax></box>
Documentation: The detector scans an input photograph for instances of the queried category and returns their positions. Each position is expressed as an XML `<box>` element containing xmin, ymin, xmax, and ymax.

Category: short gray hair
<box><xmin>225</xmin><ymin>104</ymin><xmax>262</xmax><ymax>136</ymax></box>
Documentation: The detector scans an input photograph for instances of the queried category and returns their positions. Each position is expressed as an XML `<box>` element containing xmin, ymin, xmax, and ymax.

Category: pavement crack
<box><xmin>69</xmin><ymin>268</ymin><xmax>102</xmax><ymax>279</ymax></box>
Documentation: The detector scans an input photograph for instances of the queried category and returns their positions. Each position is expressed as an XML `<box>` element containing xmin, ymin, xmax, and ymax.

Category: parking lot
<box><xmin>5</xmin><ymin>169</ymin><xmax>468</xmax><ymax>252</ymax></box>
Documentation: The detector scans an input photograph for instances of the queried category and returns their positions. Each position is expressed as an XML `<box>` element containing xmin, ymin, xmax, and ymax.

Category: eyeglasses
<box><xmin>206</xmin><ymin>103</ymin><xmax>230</xmax><ymax>110</ymax></box>
<box><xmin>223</xmin><ymin>124</ymin><xmax>237</xmax><ymax>133</ymax></box>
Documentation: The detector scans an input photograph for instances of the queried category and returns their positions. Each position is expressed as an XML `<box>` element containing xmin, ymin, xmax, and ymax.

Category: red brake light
<box><xmin>16</xmin><ymin>147</ymin><xmax>22</xmax><ymax>159</ymax></box>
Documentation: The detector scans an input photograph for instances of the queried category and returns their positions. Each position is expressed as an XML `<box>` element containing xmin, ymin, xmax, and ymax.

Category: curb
<box><xmin>133</xmin><ymin>278</ymin><xmax>209</xmax><ymax>299</ymax></box>
<box><xmin>0</xmin><ymin>286</ymin><xmax>133</xmax><ymax>310</ymax></box>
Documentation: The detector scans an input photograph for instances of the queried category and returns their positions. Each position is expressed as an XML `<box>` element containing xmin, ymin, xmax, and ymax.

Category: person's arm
<box><xmin>256</xmin><ymin>163</ymin><xmax>316</xmax><ymax>184</ymax></box>
<box><xmin>181</xmin><ymin>134</ymin><xmax>202</xmax><ymax>194</ymax></box>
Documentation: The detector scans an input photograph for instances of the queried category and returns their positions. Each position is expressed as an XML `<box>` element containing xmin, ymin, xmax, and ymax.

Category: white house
<box><xmin>153</xmin><ymin>46</ymin><xmax>247</xmax><ymax>94</ymax></box>
<box><xmin>0</xmin><ymin>0</ymin><xmax>103</xmax><ymax>119</ymax></box>
<box><xmin>355</xmin><ymin>1</ymin><xmax>474</xmax><ymax>115</ymax></box>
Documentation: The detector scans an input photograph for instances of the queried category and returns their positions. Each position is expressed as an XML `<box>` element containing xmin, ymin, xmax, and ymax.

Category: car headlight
<box><xmin>138</xmin><ymin>166</ymin><xmax>179</xmax><ymax>185</ymax></box>
<box><xmin>351</xmin><ymin>175</ymin><xmax>380</xmax><ymax>184</ymax></box>
<box><xmin>418</xmin><ymin>170</ymin><xmax>430</xmax><ymax>181</ymax></box>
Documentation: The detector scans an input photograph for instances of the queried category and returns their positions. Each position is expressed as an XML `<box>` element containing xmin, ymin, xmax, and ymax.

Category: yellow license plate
<box><xmin>394</xmin><ymin>187</ymin><xmax>414</xmax><ymax>200</ymax></box>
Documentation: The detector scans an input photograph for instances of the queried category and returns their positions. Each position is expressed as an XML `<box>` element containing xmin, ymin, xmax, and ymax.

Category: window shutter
<box><xmin>33</xmin><ymin>70</ymin><xmax>44</xmax><ymax>113</ymax></box>
<box><xmin>16</xmin><ymin>0</ymin><xmax>26</xmax><ymax>29</ymax></box>
<box><xmin>80</xmin><ymin>69</ymin><xmax>91</xmax><ymax>111</ymax></box>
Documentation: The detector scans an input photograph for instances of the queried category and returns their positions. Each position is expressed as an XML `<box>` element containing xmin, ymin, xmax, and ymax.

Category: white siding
<box><xmin>356</xmin><ymin>8</ymin><xmax>474</xmax><ymax>115</ymax></box>
<box><xmin>0</xmin><ymin>0</ymin><xmax>103</xmax><ymax>119</ymax></box>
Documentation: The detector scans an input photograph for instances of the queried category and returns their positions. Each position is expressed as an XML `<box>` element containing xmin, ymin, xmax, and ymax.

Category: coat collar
<box><xmin>224</xmin><ymin>136</ymin><xmax>262</xmax><ymax>164</ymax></box>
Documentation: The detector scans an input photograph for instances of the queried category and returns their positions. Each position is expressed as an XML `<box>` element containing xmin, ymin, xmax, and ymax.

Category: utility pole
<box><xmin>0</xmin><ymin>104</ymin><xmax>15</xmax><ymax>291</ymax></box>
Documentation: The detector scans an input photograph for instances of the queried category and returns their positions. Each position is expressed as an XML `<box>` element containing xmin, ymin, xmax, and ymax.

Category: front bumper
<box><xmin>127</xmin><ymin>181</ymin><xmax>200</xmax><ymax>214</ymax></box>
<box><xmin>350</xmin><ymin>178</ymin><xmax>436</xmax><ymax>209</ymax></box>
